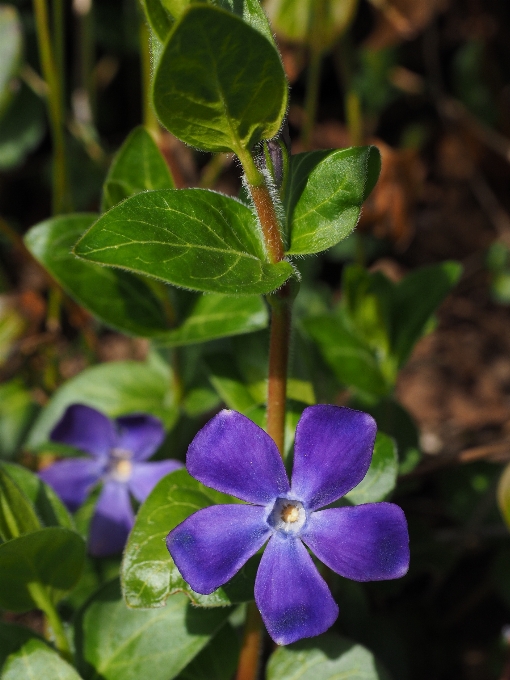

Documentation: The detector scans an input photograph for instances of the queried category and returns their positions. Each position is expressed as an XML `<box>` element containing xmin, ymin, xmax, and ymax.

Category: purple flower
<box><xmin>166</xmin><ymin>405</ymin><xmax>409</xmax><ymax>645</ymax></box>
<box><xmin>40</xmin><ymin>404</ymin><xmax>182</xmax><ymax>557</ymax></box>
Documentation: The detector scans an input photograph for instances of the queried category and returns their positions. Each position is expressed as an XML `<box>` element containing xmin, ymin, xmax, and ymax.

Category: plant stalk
<box><xmin>33</xmin><ymin>0</ymin><xmax>70</xmax><ymax>214</ymax></box>
<box><xmin>235</xmin><ymin>602</ymin><xmax>264</xmax><ymax>680</ymax></box>
<box><xmin>140</xmin><ymin>20</ymin><xmax>159</xmax><ymax>138</ymax></box>
<box><xmin>28</xmin><ymin>582</ymin><xmax>72</xmax><ymax>662</ymax></box>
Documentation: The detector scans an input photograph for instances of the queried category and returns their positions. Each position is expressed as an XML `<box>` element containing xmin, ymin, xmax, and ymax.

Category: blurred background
<box><xmin>2</xmin><ymin>0</ymin><xmax>510</xmax><ymax>678</ymax></box>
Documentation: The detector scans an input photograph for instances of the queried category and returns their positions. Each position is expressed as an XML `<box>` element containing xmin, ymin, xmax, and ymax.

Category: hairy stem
<box><xmin>33</xmin><ymin>0</ymin><xmax>70</xmax><ymax>214</ymax></box>
<box><xmin>140</xmin><ymin>21</ymin><xmax>159</xmax><ymax>138</ymax></box>
<box><xmin>28</xmin><ymin>583</ymin><xmax>72</xmax><ymax>662</ymax></box>
<box><xmin>235</xmin><ymin>602</ymin><xmax>264</xmax><ymax>680</ymax></box>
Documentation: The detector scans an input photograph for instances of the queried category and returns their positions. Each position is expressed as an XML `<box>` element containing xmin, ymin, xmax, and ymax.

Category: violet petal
<box><xmin>301</xmin><ymin>503</ymin><xmax>410</xmax><ymax>581</ymax></box>
<box><xmin>254</xmin><ymin>533</ymin><xmax>339</xmax><ymax>645</ymax></box>
<box><xmin>128</xmin><ymin>460</ymin><xmax>183</xmax><ymax>503</ymax></box>
<box><xmin>39</xmin><ymin>457</ymin><xmax>104</xmax><ymax>511</ymax></box>
<box><xmin>167</xmin><ymin>504</ymin><xmax>270</xmax><ymax>595</ymax></box>
<box><xmin>115</xmin><ymin>414</ymin><xmax>165</xmax><ymax>461</ymax></box>
<box><xmin>88</xmin><ymin>481</ymin><xmax>134</xmax><ymax>557</ymax></box>
<box><xmin>291</xmin><ymin>405</ymin><xmax>377</xmax><ymax>510</ymax></box>
<box><xmin>187</xmin><ymin>410</ymin><xmax>290</xmax><ymax>504</ymax></box>
<box><xmin>50</xmin><ymin>404</ymin><xmax>115</xmax><ymax>457</ymax></box>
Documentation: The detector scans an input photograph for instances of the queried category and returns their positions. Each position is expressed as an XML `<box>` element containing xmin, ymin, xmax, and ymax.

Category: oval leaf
<box><xmin>122</xmin><ymin>468</ymin><xmax>257</xmax><ymax>608</ymax></box>
<box><xmin>0</xmin><ymin>464</ymin><xmax>40</xmax><ymax>542</ymax></box>
<box><xmin>286</xmin><ymin>146</ymin><xmax>381</xmax><ymax>255</ymax></box>
<box><xmin>153</xmin><ymin>5</ymin><xmax>287</xmax><ymax>153</ymax></box>
<box><xmin>0</xmin><ymin>622</ymin><xmax>42</xmax><ymax>671</ymax></box>
<box><xmin>102</xmin><ymin>126</ymin><xmax>175</xmax><ymax>212</ymax></box>
<box><xmin>2</xmin><ymin>639</ymin><xmax>82</xmax><ymax>680</ymax></box>
<box><xmin>267</xmin><ymin>633</ymin><xmax>390</xmax><ymax>680</ymax></box>
<box><xmin>74</xmin><ymin>189</ymin><xmax>293</xmax><ymax>295</ymax></box>
<box><xmin>76</xmin><ymin>578</ymin><xmax>232</xmax><ymax>680</ymax></box>
<box><xmin>0</xmin><ymin>527</ymin><xmax>85</xmax><ymax>611</ymax></box>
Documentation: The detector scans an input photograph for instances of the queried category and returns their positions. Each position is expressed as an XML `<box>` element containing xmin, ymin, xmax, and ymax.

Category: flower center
<box><xmin>267</xmin><ymin>497</ymin><xmax>307</xmax><ymax>534</ymax></box>
<box><xmin>108</xmin><ymin>448</ymin><xmax>133</xmax><ymax>482</ymax></box>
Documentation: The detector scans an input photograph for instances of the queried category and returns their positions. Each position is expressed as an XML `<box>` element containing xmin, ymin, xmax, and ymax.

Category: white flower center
<box><xmin>267</xmin><ymin>498</ymin><xmax>307</xmax><ymax>534</ymax></box>
<box><xmin>108</xmin><ymin>448</ymin><xmax>133</xmax><ymax>482</ymax></box>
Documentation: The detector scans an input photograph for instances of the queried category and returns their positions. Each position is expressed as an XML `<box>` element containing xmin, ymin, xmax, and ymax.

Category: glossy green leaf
<box><xmin>0</xmin><ymin>379</ymin><xmax>37</xmax><ymax>458</ymax></box>
<box><xmin>1</xmin><ymin>462</ymin><xmax>73</xmax><ymax>530</ymax></box>
<box><xmin>76</xmin><ymin>578</ymin><xmax>232</xmax><ymax>680</ymax></box>
<box><xmin>0</xmin><ymin>623</ymin><xmax>42</xmax><ymax>671</ymax></box>
<box><xmin>215</xmin><ymin>0</ymin><xmax>274</xmax><ymax>42</ymax></box>
<box><xmin>177</xmin><ymin>623</ymin><xmax>239</xmax><ymax>680</ymax></box>
<box><xmin>304</xmin><ymin>313</ymin><xmax>390</xmax><ymax>398</ymax></box>
<box><xmin>345</xmin><ymin>432</ymin><xmax>398</xmax><ymax>505</ymax></box>
<box><xmin>265</xmin><ymin>0</ymin><xmax>357</xmax><ymax>50</ymax></box>
<box><xmin>122</xmin><ymin>468</ymin><xmax>257</xmax><ymax>608</ymax></box>
<box><xmin>74</xmin><ymin>189</ymin><xmax>293</xmax><ymax>295</ymax></box>
<box><xmin>153</xmin><ymin>5</ymin><xmax>287</xmax><ymax>153</ymax></box>
<box><xmin>0</xmin><ymin>527</ymin><xmax>85</xmax><ymax>611</ymax></box>
<box><xmin>0</xmin><ymin>82</ymin><xmax>45</xmax><ymax>170</ymax></box>
<box><xmin>26</xmin><ymin>356</ymin><xmax>178</xmax><ymax>448</ymax></box>
<box><xmin>267</xmin><ymin>633</ymin><xmax>390</xmax><ymax>680</ymax></box>
<box><xmin>390</xmin><ymin>261</ymin><xmax>462</xmax><ymax>366</ymax></box>
<box><xmin>286</xmin><ymin>146</ymin><xmax>381</xmax><ymax>255</ymax></box>
<box><xmin>0</xmin><ymin>465</ymin><xmax>40</xmax><ymax>541</ymax></box>
<box><xmin>25</xmin><ymin>213</ymin><xmax>173</xmax><ymax>337</ymax></box>
<box><xmin>102</xmin><ymin>126</ymin><xmax>174</xmax><ymax>212</ymax></box>
<box><xmin>156</xmin><ymin>293</ymin><xmax>268</xmax><ymax>346</ymax></box>
<box><xmin>2</xmin><ymin>639</ymin><xmax>82</xmax><ymax>680</ymax></box>
<box><xmin>0</xmin><ymin>5</ymin><xmax>22</xmax><ymax>117</ymax></box>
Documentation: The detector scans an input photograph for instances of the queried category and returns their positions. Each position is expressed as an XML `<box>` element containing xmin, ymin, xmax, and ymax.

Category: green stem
<box><xmin>33</xmin><ymin>0</ymin><xmax>70</xmax><ymax>214</ymax></box>
<box><xmin>301</xmin><ymin>46</ymin><xmax>322</xmax><ymax>150</ymax></box>
<box><xmin>28</xmin><ymin>583</ymin><xmax>72</xmax><ymax>662</ymax></box>
<box><xmin>140</xmin><ymin>20</ymin><xmax>159</xmax><ymax>137</ymax></box>
<box><xmin>235</xmin><ymin>602</ymin><xmax>264</xmax><ymax>680</ymax></box>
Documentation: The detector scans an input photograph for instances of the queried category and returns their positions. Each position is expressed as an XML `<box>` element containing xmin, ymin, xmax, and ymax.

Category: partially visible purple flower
<box><xmin>40</xmin><ymin>404</ymin><xmax>182</xmax><ymax>557</ymax></box>
<box><xmin>166</xmin><ymin>405</ymin><xmax>409</xmax><ymax>645</ymax></box>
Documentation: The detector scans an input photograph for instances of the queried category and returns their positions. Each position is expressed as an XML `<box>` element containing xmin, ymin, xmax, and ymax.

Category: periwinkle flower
<box><xmin>166</xmin><ymin>405</ymin><xmax>409</xmax><ymax>645</ymax></box>
<box><xmin>40</xmin><ymin>404</ymin><xmax>182</xmax><ymax>557</ymax></box>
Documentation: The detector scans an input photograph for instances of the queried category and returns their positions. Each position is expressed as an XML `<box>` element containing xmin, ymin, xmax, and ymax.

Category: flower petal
<box><xmin>255</xmin><ymin>534</ymin><xmax>338</xmax><ymax>645</ymax></box>
<box><xmin>187</xmin><ymin>410</ymin><xmax>290</xmax><ymax>504</ymax></box>
<box><xmin>291</xmin><ymin>405</ymin><xmax>376</xmax><ymax>510</ymax></box>
<box><xmin>39</xmin><ymin>457</ymin><xmax>104</xmax><ymax>511</ymax></box>
<box><xmin>167</xmin><ymin>504</ymin><xmax>270</xmax><ymax>595</ymax></box>
<box><xmin>88</xmin><ymin>481</ymin><xmax>134</xmax><ymax>557</ymax></box>
<box><xmin>50</xmin><ymin>404</ymin><xmax>115</xmax><ymax>457</ymax></box>
<box><xmin>128</xmin><ymin>460</ymin><xmax>183</xmax><ymax>503</ymax></box>
<box><xmin>115</xmin><ymin>414</ymin><xmax>165</xmax><ymax>461</ymax></box>
<box><xmin>301</xmin><ymin>503</ymin><xmax>410</xmax><ymax>581</ymax></box>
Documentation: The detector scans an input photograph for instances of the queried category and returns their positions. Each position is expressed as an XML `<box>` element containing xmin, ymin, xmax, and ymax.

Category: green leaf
<box><xmin>156</xmin><ymin>293</ymin><xmax>268</xmax><ymax>346</ymax></box>
<box><xmin>304</xmin><ymin>313</ymin><xmax>390</xmax><ymax>398</ymax></box>
<box><xmin>0</xmin><ymin>82</ymin><xmax>45</xmax><ymax>170</ymax></box>
<box><xmin>497</xmin><ymin>462</ymin><xmax>510</xmax><ymax>529</ymax></box>
<box><xmin>0</xmin><ymin>622</ymin><xmax>42</xmax><ymax>671</ymax></box>
<box><xmin>0</xmin><ymin>527</ymin><xmax>85</xmax><ymax>611</ymax></box>
<box><xmin>286</xmin><ymin>146</ymin><xmax>381</xmax><ymax>255</ymax></box>
<box><xmin>74</xmin><ymin>189</ymin><xmax>293</xmax><ymax>295</ymax></box>
<box><xmin>142</xmin><ymin>0</ymin><xmax>173</xmax><ymax>41</ymax></box>
<box><xmin>214</xmin><ymin>0</ymin><xmax>275</xmax><ymax>42</ymax></box>
<box><xmin>102</xmin><ymin>126</ymin><xmax>175</xmax><ymax>212</ymax></box>
<box><xmin>153</xmin><ymin>5</ymin><xmax>287</xmax><ymax>153</ymax></box>
<box><xmin>76</xmin><ymin>578</ymin><xmax>233</xmax><ymax>680</ymax></box>
<box><xmin>265</xmin><ymin>0</ymin><xmax>357</xmax><ymax>50</ymax></box>
<box><xmin>0</xmin><ymin>5</ymin><xmax>22</xmax><ymax>117</ymax></box>
<box><xmin>26</xmin><ymin>356</ymin><xmax>178</xmax><ymax>449</ymax></box>
<box><xmin>25</xmin><ymin>213</ymin><xmax>175</xmax><ymax>337</ymax></box>
<box><xmin>205</xmin><ymin>352</ymin><xmax>259</xmax><ymax>413</ymax></box>
<box><xmin>176</xmin><ymin>623</ymin><xmax>239</xmax><ymax>680</ymax></box>
<box><xmin>267</xmin><ymin>633</ymin><xmax>390</xmax><ymax>680</ymax></box>
<box><xmin>1</xmin><ymin>462</ymin><xmax>73</xmax><ymax>530</ymax></box>
<box><xmin>390</xmin><ymin>261</ymin><xmax>462</xmax><ymax>367</ymax></box>
<box><xmin>2</xmin><ymin>638</ymin><xmax>82</xmax><ymax>680</ymax></box>
<box><xmin>0</xmin><ymin>465</ymin><xmax>41</xmax><ymax>542</ymax></box>
<box><xmin>345</xmin><ymin>432</ymin><xmax>398</xmax><ymax>505</ymax></box>
<box><xmin>122</xmin><ymin>468</ymin><xmax>256</xmax><ymax>608</ymax></box>
<box><xmin>0</xmin><ymin>379</ymin><xmax>37</xmax><ymax>458</ymax></box>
